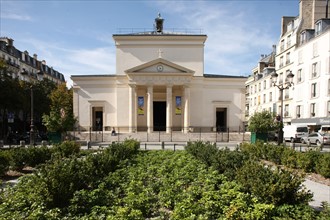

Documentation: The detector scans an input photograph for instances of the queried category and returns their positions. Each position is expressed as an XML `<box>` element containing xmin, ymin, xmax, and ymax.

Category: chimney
<box><xmin>33</xmin><ymin>54</ymin><xmax>38</xmax><ymax>60</ymax></box>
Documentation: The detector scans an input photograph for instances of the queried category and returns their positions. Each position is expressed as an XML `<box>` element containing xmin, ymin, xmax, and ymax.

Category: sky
<box><xmin>0</xmin><ymin>0</ymin><xmax>300</xmax><ymax>87</ymax></box>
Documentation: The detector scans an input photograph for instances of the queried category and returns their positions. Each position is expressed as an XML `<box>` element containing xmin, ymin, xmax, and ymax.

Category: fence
<box><xmin>68</xmin><ymin>126</ymin><xmax>250</xmax><ymax>143</ymax></box>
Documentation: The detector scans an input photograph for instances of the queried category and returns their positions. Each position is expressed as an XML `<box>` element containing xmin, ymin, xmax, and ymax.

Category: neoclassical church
<box><xmin>71</xmin><ymin>14</ymin><xmax>247</xmax><ymax>134</ymax></box>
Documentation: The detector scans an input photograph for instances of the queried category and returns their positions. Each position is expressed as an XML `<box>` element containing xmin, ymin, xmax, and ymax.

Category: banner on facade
<box><xmin>175</xmin><ymin>96</ymin><xmax>182</xmax><ymax>115</ymax></box>
<box><xmin>138</xmin><ymin>97</ymin><xmax>144</xmax><ymax>115</ymax></box>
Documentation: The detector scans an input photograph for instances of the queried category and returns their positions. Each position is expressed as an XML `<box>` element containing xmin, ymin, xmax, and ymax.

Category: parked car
<box><xmin>301</xmin><ymin>132</ymin><xmax>330</xmax><ymax>146</ymax></box>
<box><xmin>283</xmin><ymin>125</ymin><xmax>308</xmax><ymax>142</ymax></box>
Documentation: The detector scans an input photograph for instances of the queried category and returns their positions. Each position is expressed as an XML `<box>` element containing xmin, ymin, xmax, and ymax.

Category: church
<box><xmin>71</xmin><ymin>14</ymin><xmax>247</xmax><ymax>137</ymax></box>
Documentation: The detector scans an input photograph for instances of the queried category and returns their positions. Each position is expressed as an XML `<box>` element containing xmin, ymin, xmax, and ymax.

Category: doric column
<box><xmin>183</xmin><ymin>86</ymin><xmax>190</xmax><ymax>133</ymax></box>
<box><xmin>166</xmin><ymin>85</ymin><xmax>173</xmax><ymax>133</ymax></box>
<box><xmin>147</xmin><ymin>86</ymin><xmax>153</xmax><ymax>133</ymax></box>
<box><xmin>128</xmin><ymin>84</ymin><xmax>136</xmax><ymax>133</ymax></box>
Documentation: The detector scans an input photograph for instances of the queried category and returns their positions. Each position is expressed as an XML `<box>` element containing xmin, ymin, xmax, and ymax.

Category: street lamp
<box><xmin>30</xmin><ymin>86</ymin><xmax>34</xmax><ymax>146</ymax></box>
<box><xmin>271</xmin><ymin>70</ymin><xmax>294</xmax><ymax>145</ymax></box>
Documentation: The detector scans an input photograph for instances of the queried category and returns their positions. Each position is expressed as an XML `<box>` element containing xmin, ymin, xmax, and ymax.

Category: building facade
<box><xmin>71</xmin><ymin>15</ymin><xmax>247</xmax><ymax>136</ymax></box>
<box><xmin>0</xmin><ymin>37</ymin><xmax>65</xmax><ymax>84</ymax></box>
<box><xmin>245</xmin><ymin>0</ymin><xmax>330</xmax><ymax>132</ymax></box>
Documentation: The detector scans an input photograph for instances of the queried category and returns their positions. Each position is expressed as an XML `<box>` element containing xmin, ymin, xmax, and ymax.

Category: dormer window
<box><xmin>300</xmin><ymin>31</ymin><xmax>306</xmax><ymax>44</ymax></box>
<box><xmin>315</xmin><ymin>21</ymin><xmax>322</xmax><ymax>35</ymax></box>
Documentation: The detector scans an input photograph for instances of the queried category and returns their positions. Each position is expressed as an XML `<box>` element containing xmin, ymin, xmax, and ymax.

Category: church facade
<box><xmin>71</xmin><ymin>15</ymin><xmax>247</xmax><ymax>135</ymax></box>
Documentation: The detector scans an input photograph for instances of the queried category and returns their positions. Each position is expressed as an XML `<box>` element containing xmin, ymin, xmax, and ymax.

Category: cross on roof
<box><xmin>158</xmin><ymin>49</ymin><xmax>163</xmax><ymax>58</ymax></box>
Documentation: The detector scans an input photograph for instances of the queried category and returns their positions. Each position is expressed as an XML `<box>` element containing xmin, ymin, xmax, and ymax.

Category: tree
<box><xmin>248</xmin><ymin>111</ymin><xmax>279</xmax><ymax>133</ymax></box>
<box><xmin>42</xmin><ymin>83</ymin><xmax>76</xmax><ymax>136</ymax></box>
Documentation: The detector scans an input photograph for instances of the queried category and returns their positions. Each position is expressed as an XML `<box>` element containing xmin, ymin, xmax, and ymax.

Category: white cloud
<box><xmin>0</xmin><ymin>1</ymin><xmax>32</xmax><ymax>21</ymax></box>
<box><xmin>17</xmin><ymin>37</ymin><xmax>116</xmax><ymax>87</ymax></box>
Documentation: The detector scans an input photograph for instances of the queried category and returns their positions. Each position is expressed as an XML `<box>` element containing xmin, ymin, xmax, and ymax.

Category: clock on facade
<box><xmin>157</xmin><ymin>65</ymin><xmax>164</xmax><ymax>72</ymax></box>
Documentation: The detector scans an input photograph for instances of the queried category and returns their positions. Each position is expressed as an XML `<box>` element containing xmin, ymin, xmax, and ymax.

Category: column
<box><xmin>128</xmin><ymin>84</ymin><xmax>136</xmax><ymax>133</ymax></box>
<box><xmin>166</xmin><ymin>85</ymin><xmax>173</xmax><ymax>133</ymax></box>
<box><xmin>147</xmin><ymin>86</ymin><xmax>153</xmax><ymax>133</ymax></box>
<box><xmin>183</xmin><ymin>86</ymin><xmax>190</xmax><ymax>133</ymax></box>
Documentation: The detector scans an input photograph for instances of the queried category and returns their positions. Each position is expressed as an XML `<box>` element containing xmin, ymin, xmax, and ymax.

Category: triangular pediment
<box><xmin>125</xmin><ymin>58</ymin><xmax>195</xmax><ymax>74</ymax></box>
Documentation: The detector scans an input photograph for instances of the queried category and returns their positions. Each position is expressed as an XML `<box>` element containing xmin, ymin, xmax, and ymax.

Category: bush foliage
<box><xmin>0</xmin><ymin>140</ymin><xmax>329</xmax><ymax>219</ymax></box>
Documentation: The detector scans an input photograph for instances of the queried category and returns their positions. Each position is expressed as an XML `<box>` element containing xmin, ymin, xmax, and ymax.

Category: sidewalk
<box><xmin>303</xmin><ymin>179</ymin><xmax>330</xmax><ymax>209</ymax></box>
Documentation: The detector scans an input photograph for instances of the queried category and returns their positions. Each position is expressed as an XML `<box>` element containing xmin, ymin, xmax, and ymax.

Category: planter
<box><xmin>48</xmin><ymin>132</ymin><xmax>62</xmax><ymax>144</ymax></box>
<box><xmin>250</xmin><ymin>132</ymin><xmax>268</xmax><ymax>144</ymax></box>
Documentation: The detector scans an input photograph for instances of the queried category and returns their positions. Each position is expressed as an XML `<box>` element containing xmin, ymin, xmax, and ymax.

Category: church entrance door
<box><xmin>216</xmin><ymin>108</ymin><xmax>227</xmax><ymax>132</ymax></box>
<box><xmin>153</xmin><ymin>101</ymin><xmax>166</xmax><ymax>131</ymax></box>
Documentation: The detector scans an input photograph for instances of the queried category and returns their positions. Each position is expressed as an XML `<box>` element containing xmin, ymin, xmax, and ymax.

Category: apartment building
<box><xmin>0</xmin><ymin>37</ymin><xmax>65</xmax><ymax>84</ymax></box>
<box><xmin>245</xmin><ymin>0</ymin><xmax>330</xmax><ymax>131</ymax></box>
<box><xmin>291</xmin><ymin>18</ymin><xmax>330</xmax><ymax>130</ymax></box>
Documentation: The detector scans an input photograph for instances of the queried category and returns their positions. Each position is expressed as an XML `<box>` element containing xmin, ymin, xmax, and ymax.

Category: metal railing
<box><xmin>68</xmin><ymin>126</ymin><xmax>248</xmax><ymax>143</ymax></box>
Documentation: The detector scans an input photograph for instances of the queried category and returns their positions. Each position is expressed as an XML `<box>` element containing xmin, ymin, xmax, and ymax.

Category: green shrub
<box><xmin>212</xmin><ymin>148</ymin><xmax>248</xmax><ymax>180</ymax></box>
<box><xmin>10</xmin><ymin>147</ymin><xmax>29</xmax><ymax>171</ymax></box>
<box><xmin>281</xmin><ymin>147</ymin><xmax>298</xmax><ymax>168</ymax></box>
<box><xmin>185</xmin><ymin>141</ymin><xmax>218</xmax><ymax>166</ymax></box>
<box><xmin>273</xmin><ymin>204</ymin><xmax>316</xmax><ymax>220</ymax></box>
<box><xmin>0</xmin><ymin>150</ymin><xmax>11</xmax><ymax>176</ymax></box>
<box><xmin>316</xmin><ymin>153</ymin><xmax>330</xmax><ymax>178</ymax></box>
<box><xmin>236</xmin><ymin>160</ymin><xmax>312</xmax><ymax>205</ymax></box>
<box><xmin>51</xmin><ymin>141</ymin><xmax>80</xmax><ymax>158</ymax></box>
<box><xmin>26</xmin><ymin>146</ymin><xmax>52</xmax><ymax>167</ymax></box>
<box><xmin>37</xmin><ymin>156</ymin><xmax>89</xmax><ymax>208</ymax></box>
<box><xmin>297</xmin><ymin>149</ymin><xmax>322</xmax><ymax>173</ymax></box>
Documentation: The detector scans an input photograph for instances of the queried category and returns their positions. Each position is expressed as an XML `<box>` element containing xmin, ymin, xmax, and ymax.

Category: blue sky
<box><xmin>1</xmin><ymin>0</ymin><xmax>299</xmax><ymax>87</ymax></box>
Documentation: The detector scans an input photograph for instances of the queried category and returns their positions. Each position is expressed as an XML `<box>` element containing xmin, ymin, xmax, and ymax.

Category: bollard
<box><xmin>161</xmin><ymin>141</ymin><xmax>165</xmax><ymax>150</ymax></box>
<box><xmin>145</xmin><ymin>143</ymin><xmax>147</xmax><ymax>150</ymax></box>
<box><xmin>290</xmin><ymin>142</ymin><xmax>295</xmax><ymax>150</ymax></box>
<box><xmin>41</xmin><ymin>140</ymin><xmax>48</xmax><ymax>147</ymax></box>
<box><xmin>87</xmin><ymin>141</ymin><xmax>90</xmax><ymax>149</ymax></box>
<box><xmin>0</xmin><ymin>140</ymin><xmax>3</xmax><ymax>148</ymax></box>
<box><xmin>20</xmin><ymin>140</ymin><xmax>25</xmax><ymax>147</ymax></box>
<box><xmin>174</xmin><ymin>144</ymin><xmax>176</xmax><ymax>151</ymax></box>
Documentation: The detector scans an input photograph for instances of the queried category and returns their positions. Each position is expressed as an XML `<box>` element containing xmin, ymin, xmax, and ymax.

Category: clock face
<box><xmin>157</xmin><ymin>65</ymin><xmax>164</xmax><ymax>72</ymax></box>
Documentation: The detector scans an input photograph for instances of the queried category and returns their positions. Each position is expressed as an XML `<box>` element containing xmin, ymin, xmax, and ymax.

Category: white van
<box><xmin>283</xmin><ymin>125</ymin><xmax>308</xmax><ymax>142</ymax></box>
<box><xmin>319</xmin><ymin>125</ymin><xmax>330</xmax><ymax>134</ymax></box>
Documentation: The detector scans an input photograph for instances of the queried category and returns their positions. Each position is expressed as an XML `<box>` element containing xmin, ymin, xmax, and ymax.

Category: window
<box><xmin>263</xmin><ymin>80</ymin><xmax>266</xmax><ymax>89</ymax></box>
<box><xmin>315</xmin><ymin>21</ymin><xmax>322</xmax><ymax>35</ymax></box>
<box><xmin>296</xmin><ymin>105</ymin><xmax>301</xmax><ymax>118</ymax></box>
<box><xmin>311</xmin><ymin>83</ymin><xmax>317</xmax><ymax>98</ymax></box>
<box><xmin>269</xmin><ymin>92</ymin><xmax>272</xmax><ymax>102</ymax></box>
<box><xmin>279</xmin><ymin>72</ymin><xmax>283</xmax><ymax>84</ymax></box>
<box><xmin>328</xmin><ymin>101</ymin><xmax>330</xmax><ymax>117</ymax></box>
<box><xmin>297</xmin><ymin>69</ymin><xmax>303</xmax><ymax>83</ymax></box>
<box><xmin>285</xmin><ymin>89</ymin><xmax>290</xmax><ymax>99</ymax></box>
<box><xmin>300</xmin><ymin>31</ymin><xmax>306</xmax><ymax>44</ymax></box>
<box><xmin>279</xmin><ymin>56</ymin><xmax>284</xmax><ymax>68</ymax></box>
<box><xmin>280</xmin><ymin>39</ymin><xmax>285</xmax><ymax>51</ymax></box>
<box><xmin>328</xmin><ymin>79</ymin><xmax>330</xmax><ymax>95</ymax></box>
<box><xmin>286</xmin><ymin>52</ymin><xmax>290</xmax><ymax>64</ymax></box>
<box><xmin>285</xmin><ymin>70</ymin><xmax>291</xmax><ymax>82</ymax></box>
<box><xmin>284</xmin><ymin>104</ymin><xmax>289</xmax><ymax>117</ymax></box>
<box><xmin>287</xmin><ymin>35</ymin><xmax>291</xmax><ymax>47</ymax></box>
<box><xmin>258</xmin><ymin>83</ymin><xmax>261</xmax><ymax>92</ymax></box>
<box><xmin>254</xmin><ymin>85</ymin><xmax>257</xmax><ymax>93</ymax></box>
<box><xmin>254</xmin><ymin>97</ymin><xmax>256</xmax><ymax>106</ymax></box>
<box><xmin>310</xmin><ymin>103</ymin><xmax>316</xmax><ymax>117</ymax></box>
<box><xmin>312</xmin><ymin>62</ymin><xmax>318</xmax><ymax>77</ymax></box>
<box><xmin>263</xmin><ymin>94</ymin><xmax>266</xmax><ymax>103</ymax></box>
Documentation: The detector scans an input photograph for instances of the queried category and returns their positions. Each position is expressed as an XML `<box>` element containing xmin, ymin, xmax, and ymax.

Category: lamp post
<box><xmin>271</xmin><ymin>71</ymin><xmax>294</xmax><ymax>145</ymax></box>
<box><xmin>30</xmin><ymin>86</ymin><xmax>34</xmax><ymax>146</ymax></box>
